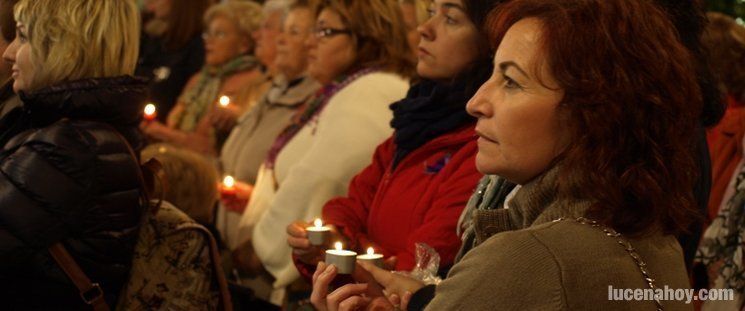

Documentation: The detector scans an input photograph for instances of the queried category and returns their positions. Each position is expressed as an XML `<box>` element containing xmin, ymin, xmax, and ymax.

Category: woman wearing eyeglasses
<box><xmin>230</xmin><ymin>0</ymin><xmax>415</xmax><ymax>305</ymax></box>
<box><xmin>142</xmin><ymin>1</ymin><xmax>267</xmax><ymax>157</ymax></box>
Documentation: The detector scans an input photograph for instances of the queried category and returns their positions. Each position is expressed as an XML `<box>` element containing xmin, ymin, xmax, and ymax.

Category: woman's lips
<box><xmin>417</xmin><ymin>47</ymin><xmax>431</xmax><ymax>57</ymax></box>
<box><xmin>475</xmin><ymin>129</ymin><xmax>498</xmax><ymax>144</ymax></box>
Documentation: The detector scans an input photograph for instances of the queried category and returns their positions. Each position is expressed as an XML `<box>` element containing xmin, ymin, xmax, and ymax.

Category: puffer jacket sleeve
<box><xmin>0</xmin><ymin>121</ymin><xmax>99</xmax><ymax>270</ymax></box>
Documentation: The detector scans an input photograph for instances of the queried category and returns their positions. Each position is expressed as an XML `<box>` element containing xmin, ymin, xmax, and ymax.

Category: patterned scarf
<box><xmin>176</xmin><ymin>54</ymin><xmax>258</xmax><ymax>132</ymax></box>
<box><xmin>695</xmin><ymin>165</ymin><xmax>745</xmax><ymax>308</ymax></box>
<box><xmin>264</xmin><ymin>67</ymin><xmax>377</xmax><ymax>169</ymax></box>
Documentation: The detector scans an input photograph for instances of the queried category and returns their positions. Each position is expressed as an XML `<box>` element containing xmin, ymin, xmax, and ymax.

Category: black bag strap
<box><xmin>49</xmin><ymin>125</ymin><xmax>165</xmax><ymax>308</ymax></box>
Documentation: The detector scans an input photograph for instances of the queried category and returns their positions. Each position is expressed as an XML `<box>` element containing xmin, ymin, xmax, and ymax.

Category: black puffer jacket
<box><xmin>0</xmin><ymin>76</ymin><xmax>147</xmax><ymax>308</ymax></box>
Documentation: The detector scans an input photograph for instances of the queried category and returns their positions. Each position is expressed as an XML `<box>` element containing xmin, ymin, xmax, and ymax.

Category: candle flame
<box><xmin>367</xmin><ymin>247</ymin><xmax>374</xmax><ymax>255</ymax></box>
<box><xmin>223</xmin><ymin>175</ymin><xmax>235</xmax><ymax>188</ymax></box>
<box><xmin>334</xmin><ymin>242</ymin><xmax>342</xmax><ymax>251</ymax></box>
<box><xmin>219</xmin><ymin>95</ymin><xmax>230</xmax><ymax>107</ymax></box>
<box><xmin>314</xmin><ymin>218</ymin><xmax>323</xmax><ymax>227</ymax></box>
<box><xmin>144</xmin><ymin>103</ymin><xmax>156</xmax><ymax>115</ymax></box>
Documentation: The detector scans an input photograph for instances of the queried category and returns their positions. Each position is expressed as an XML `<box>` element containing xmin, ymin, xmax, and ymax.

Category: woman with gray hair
<box><xmin>218</xmin><ymin>0</ymin><xmax>320</xmax><ymax>253</ymax></box>
<box><xmin>142</xmin><ymin>1</ymin><xmax>268</xmax><ymax>156</ymax></box>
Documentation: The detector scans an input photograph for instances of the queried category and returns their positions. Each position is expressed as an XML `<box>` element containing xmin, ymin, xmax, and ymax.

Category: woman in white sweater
<box><xmin>231</xmin><ymin>0</ymin><xmax>416</xmax><ymax>304</ymax></box>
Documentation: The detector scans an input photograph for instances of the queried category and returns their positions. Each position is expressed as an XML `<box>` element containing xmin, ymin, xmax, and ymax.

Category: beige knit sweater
<box><xmin>426</xmin><ymin>169</ymin><xmax>693</xmax><ymax>310</ymax></box>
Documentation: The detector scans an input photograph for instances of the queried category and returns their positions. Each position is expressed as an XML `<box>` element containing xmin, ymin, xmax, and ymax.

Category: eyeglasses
<box><xmin>313</xmin><ymin>27</ymin><xmax>352</xmax><ymax>39</ymax></box>
<box><xmin>202</xmin><ymin>30</ymin><xmax>237</xmax><ymax>40</ymax></box>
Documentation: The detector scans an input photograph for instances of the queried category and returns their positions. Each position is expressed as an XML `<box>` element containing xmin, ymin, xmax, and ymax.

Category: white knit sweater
<box><xmin>235</xmin><ymin>71</ymin><xmax>409</xmax><ymax>290</ymax></box>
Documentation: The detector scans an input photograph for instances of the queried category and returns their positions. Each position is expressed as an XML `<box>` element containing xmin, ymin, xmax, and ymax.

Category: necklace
<box><xmin>553</xmin><ymin>217</ymin><xmax>663</xmax><ymax>311</ymax></box>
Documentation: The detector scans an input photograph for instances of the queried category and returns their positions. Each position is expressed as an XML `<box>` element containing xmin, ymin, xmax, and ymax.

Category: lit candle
<box><xmin>218</xmin><ymin>95</ymin><xmax>231</xmax><ymax>108</ymax></box>
<box><xmin>325</xmin><ymin>242</ymin><xmax>357</xmax><ymax>274</ymax></box>
<box><xmin>221</xmin><ymin>175</ymin><xmax>236</xmax><ymax>195</ymax></box>
<box><xmin>356</xmin><ymin>247</ymin><xmax>384</xmax><ymax>268</ymax></box>
<box><xmin>306</xmin><ymin>218</ymin><xmax>331</xmax><ymax>246</ymax></box>
<box><xmin>143</xmin><ymin>103</ymin><xmax>157</xmax><ymax>121</ymax></box>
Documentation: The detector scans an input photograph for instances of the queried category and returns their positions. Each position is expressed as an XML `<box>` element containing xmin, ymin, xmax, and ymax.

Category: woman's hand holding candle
<box><xmin>310</xmin><ymin>260</ymin><xmax>425</xmax><ymax>311</ymax></box>
<box><xmin>311</xmin><ymin>261</ymin><xmax>390</xmax><ymax>311</ymax></box>
<box><xmin>209</xmin><ymin>95</ymin><xmax>242</xmax><ymax>132</ymax></box>
<box><xmin>287</xmin><ymin>220</ymin><xmax>346</xmax><ymax>264</ymax></box>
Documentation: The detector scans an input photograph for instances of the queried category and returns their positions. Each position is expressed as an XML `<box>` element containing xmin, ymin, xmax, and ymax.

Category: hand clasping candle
<box><xmin>356</xmin><ymin>247</ymin><xmax>384</xmax><ymax>268</ymax></box>
<box><xmin>307</xmin><ymin>218</ymin><xmax>331</xmax><ymax>246</ymax></box>
<box><xmin>325</xmin><ymin>242</ymin><xmax>357</xmax><ymax>274</ymax></box>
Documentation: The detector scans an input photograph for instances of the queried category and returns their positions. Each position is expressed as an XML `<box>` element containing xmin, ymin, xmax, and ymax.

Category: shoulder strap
<box><xmin>48</xmin><ymin>124</ymin><xmax>164</xmax><ymax>309</ymax></box>
<box><xmin>48</xmin><ymin>243</ymin><xmax>110</xmax><ymax>311</ymax></box>
<box><xmin>179</xmin><ymin>222</ymin><xmax>234</xmax><ymax>311</ymax></box>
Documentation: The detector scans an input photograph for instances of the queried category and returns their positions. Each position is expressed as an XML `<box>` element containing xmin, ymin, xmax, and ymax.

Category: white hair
<box><xmin>262</xmin><ymin>0</ymin><xmax>290</xmax><ymax>20</ymax></box>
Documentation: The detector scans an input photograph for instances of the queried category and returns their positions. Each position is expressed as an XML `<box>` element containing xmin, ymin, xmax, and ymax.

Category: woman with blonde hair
<box><xmin>231</xmin><ymin>0</ymin><xmax>414</xmax><ymax>305</ymax></box>
<box><xmin>0</xmin><ymin>0</ymin><xmax>146</xmax><ymax>307</ymax></box>
<box><xmin>143</xmin><ymin>1</ymin><xmax>267</xmax><ymax>156</ymax></box>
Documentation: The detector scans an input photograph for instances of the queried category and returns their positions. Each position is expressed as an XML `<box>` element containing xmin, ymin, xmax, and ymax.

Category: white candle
<box><xmin>218</xmin><ymin>95</ymin><xmax>230</xmax><ymax>107</ymax></box>
<box><xmin>325</xmin><ymin>242</ymin><xmax>357</xmax><ymax>274</ymax></box>
<box><xmin>306</xmin><ymin>218</ymin><xmax>331</xmax><ymax>246</ymax></box>
<box><xmin>356</xmin><ymin>247</ymin><xmax>384</xmax><ymax>268</ymax></box>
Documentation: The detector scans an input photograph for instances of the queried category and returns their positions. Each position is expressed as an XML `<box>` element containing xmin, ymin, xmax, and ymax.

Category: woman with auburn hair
<box><xmin>311</xmin><ymin>0</ymin><xmax>703</xmax><ymax>310</ymax></box>
<box><xmin>230</xmin><ymin>0</ymin><xmax>414</xmax><ymax>305</ymax></box>
<box><xmin>137</xmin><ymin>0</ymin><xmax>213</xmax><ymax>121</ymax></box>
<box><xmin>0</xmin><ymin>0</ymin><xmax>146</xmax><ymax>307</ymax></box>
<box><xmin>142</xmin><ymin>1</ymin><xmax>266</xmax><ymax>156</ymax></box>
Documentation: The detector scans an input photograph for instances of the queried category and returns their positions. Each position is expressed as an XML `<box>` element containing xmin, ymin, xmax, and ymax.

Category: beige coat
<box><xmin>428</xmin><ymin>169</ymin><xmax>693</xmax><ymax>310</ymax></box>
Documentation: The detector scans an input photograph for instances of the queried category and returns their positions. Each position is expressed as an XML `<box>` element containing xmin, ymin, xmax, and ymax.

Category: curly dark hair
<box><xmin>489</xmin><ymin>0</ymin><xmax>702</xmax><ymax>236</ymax></box>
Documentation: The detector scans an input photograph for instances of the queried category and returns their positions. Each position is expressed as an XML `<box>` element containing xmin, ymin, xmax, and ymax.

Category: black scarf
<box><xmin>389</xmin><ymin>79</ymin><xmax>475</xmax><ymax>168</ymax></box>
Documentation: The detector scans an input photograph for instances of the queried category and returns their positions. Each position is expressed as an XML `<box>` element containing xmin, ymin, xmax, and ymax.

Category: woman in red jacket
<box><xmin>287</xmin><ymin>0</ymin><xmax>498</xmax><ymax>276</ymax></box>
